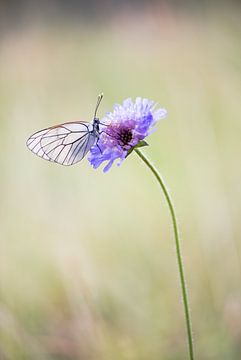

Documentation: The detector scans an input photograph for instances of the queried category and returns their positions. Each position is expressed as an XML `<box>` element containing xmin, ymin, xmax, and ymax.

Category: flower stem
<box><xmin>135</xmin><ymin>148</ymin><xmax>194</xmax><ymax>360</ymax></box>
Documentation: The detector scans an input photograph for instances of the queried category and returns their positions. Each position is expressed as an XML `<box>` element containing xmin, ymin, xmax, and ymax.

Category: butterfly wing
<box><xmin>27</xmin><ymin>122</ymin><xmax>97</xmax><ymax>166</ymax></box>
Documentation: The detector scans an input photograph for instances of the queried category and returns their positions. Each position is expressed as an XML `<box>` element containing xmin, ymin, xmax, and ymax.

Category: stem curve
<box><xmin>135</xmin><ymin>148</ymin><xmax>194</xmax><ymax>360</ymax></box>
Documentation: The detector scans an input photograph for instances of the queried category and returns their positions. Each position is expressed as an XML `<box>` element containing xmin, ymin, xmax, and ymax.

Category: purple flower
<box><xmin>88</xmin><ymin>97</ymin><xmax>167</xmax><ymax>172</ymax></box>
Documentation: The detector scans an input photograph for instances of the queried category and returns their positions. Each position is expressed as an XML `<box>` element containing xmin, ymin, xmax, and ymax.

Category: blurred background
<box><xmin>0</xmin><ymin>0</ymin><xmax>241</xmax><ymax>359</ymax></box>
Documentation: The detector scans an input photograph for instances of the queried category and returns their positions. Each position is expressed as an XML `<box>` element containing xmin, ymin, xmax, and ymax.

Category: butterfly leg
<box><xmin>96</xmin><ymin>139</ymin><xmax>103</xmax><ymax>154</ymax></box>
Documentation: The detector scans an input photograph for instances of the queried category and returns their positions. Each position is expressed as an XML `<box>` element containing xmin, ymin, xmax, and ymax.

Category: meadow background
<box><xmin>0</xmin><ymin>1</ymin><xmax>241</xmax><ymax>359</ymax></box>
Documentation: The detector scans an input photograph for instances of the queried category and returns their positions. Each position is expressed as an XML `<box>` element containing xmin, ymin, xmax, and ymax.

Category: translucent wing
<box><xmin>27</xmin><ymin>122</ymin><xmax>97</xmax><ymax>166</ymax></box>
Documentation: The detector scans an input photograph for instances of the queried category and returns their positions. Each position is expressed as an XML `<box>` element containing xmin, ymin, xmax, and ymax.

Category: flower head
<box><xmin>88</xmin><ymin>97</ymin><xmax>167</xmax><ymax>172</ymax></box>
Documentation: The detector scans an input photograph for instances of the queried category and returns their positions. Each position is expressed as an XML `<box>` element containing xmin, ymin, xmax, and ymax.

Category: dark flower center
<box><xmin>117</xmin><ymin>128</ymin><xmax>133</xmax><ymax>146</ymax></box>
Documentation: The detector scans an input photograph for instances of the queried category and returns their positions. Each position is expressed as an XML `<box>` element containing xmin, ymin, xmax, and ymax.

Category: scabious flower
<box><xmin>88</xmin><ymin>97</ymin><xmax>167</xmax><ymax>172</ymax></box>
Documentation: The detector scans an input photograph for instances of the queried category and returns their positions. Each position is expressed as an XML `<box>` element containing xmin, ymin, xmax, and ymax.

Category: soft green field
<box><xmin>0</xmin><ymin>5</ymin><xmax>241</xmax><ymax>359</ymax></box>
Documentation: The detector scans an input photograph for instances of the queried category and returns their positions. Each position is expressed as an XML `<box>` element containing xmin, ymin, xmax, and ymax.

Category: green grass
<box><xmin>0</xmin><ymin>5</ymin><xmax>241</xmax><ymax>359</ymax></box>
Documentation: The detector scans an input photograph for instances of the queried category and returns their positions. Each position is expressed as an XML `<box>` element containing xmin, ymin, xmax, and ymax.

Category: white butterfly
<box><xmin>26</xmin><ymin>94</ymin><xmax>103</xmax><ymax>166</ymax></box>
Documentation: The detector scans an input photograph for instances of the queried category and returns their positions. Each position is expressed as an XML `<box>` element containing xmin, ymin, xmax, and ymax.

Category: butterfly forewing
<box><xmin>27</xmin><ymin>121</ymin><xmax>97</xmax><ymax>166</ymax></box>
<box><xmin>27</xmin><ymin>128</ymin><xmax>52</xmax><ymax>161</ymax></box>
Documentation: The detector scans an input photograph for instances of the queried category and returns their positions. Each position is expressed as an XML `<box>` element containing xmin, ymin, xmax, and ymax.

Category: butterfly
<box><xmin>26</xmin><ymin>94</ymin><xmax>103</xmax><ymax>166</ymax></box>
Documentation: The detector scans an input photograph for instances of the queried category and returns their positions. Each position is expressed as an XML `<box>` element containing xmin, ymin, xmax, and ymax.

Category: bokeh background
<box><xmin>1</xmin><ymin>1</ymin><xmax>241</xmax><ymax>359</ymax></box>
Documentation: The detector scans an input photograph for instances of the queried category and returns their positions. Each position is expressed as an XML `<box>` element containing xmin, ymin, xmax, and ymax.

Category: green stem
<box><xmin>135</xmin><ymin>148</ymin><xmax>194</xmax><ymax>360</ymax></box>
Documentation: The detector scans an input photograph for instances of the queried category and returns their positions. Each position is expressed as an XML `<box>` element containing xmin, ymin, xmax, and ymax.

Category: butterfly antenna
<box><xmin>94</xmin><ymin>93</ymin><xmax>103</xmax><ymax>119</ymax></box>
